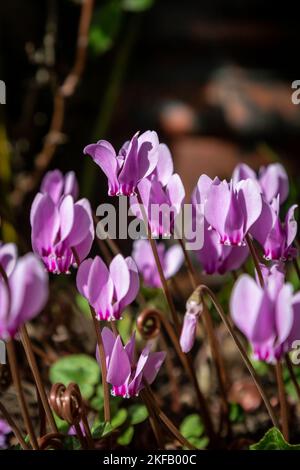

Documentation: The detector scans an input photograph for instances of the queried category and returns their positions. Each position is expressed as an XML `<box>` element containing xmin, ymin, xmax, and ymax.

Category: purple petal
<box><xmin>66</xmin><ymin>199</ymin><xmax>93</xmax><ymax>248</ymax></box>
<box><xmin>124</xmin><ymin>331</ymin><xmax>136</xmax><ymax>365</ymax></box>
<box><xmin>180</xmin><ymin>312</ymin><xmax>198</xmax><ymax>353</ymax></box>
<box><xmin>109</xmin><ymin>254</ymin><xmax>130</xmax><ymax>302</ymax></box>
<box><xmin>152</xmin><ymin>143</ymin><xmax>173</xmax><ymax>186</ymax></box>
<box><xmin>84</xmin><ymin>141</ymin><xmax>119</xmax><ymax>196</ymax></box>
<box><xmin>41</xmin><ymin>170</ymin><xmax>64</xmax><ymax>203</ymax></box>
<box><xmin>236</xmin><ymin>179</ymin><xmax>262</xmax><ymax>234</ymax></box>
<box><xmin>0</xmin><ymin>243</ymin><xmax>17</xmax><ymax>277</ymax></box>
<box><xmin>249</xmin><ymin>198</ymin><xmax>274</xmax><ymax>246</ymax></box>
<box><xmin>275</xmin><ymin>284</ymin><xmax>294</xmax><ymax>345</ymax></box>
<box><xmin>285</xmin><ymin>204</ymin><xmax>298</xmax><ymax>248</ymax></box>
<box><xmin>205</xmin><ymin>180</ymin><xmax>231</xmax><ymax>241</ymax></box>
<box><xmin>166</xmin><ymin>173</ymin><xmax>185</xmax><ymax>213</ymax></box>
<box><xmin>58</xmin><ymin>196</ymin><xmax>75</xmax><ymax>242</ymax></box>
<box><xmin>9</xmin><ymin>254</ymin><xmax>48</xmax><ymax>328</ymax></box>
<box><xmin>31</xmin><ymin>194</ymin><xmax>60</xmax><ymax>253</ymax></box>
<box><xmin>76</xmin><ymin>258</ymin><xmax>94</xmax><ymax>298</ymax></box>
<box><xmin>137</xmin><ymin>130</ymin><xmax>159</xmax><ymax>179</ymax></box>
<box><xmin>230</xmin><ymin>274</ymin><xmax>264</xmax><ymax>340</ymax></box>
<box><xmin>193</xmin><ymin>174</ymin><xmax>213</xmax><ymax>205</ymax></box>
<box><xmin>107</xmin><ymin>336</ymin><xmax>131</xmax><ymax>386</ymax></box>
<box><xmin>64</xmin><ymin>171</ymin><xmax>79</xmax><ymax>200</ymax></box>
<box><xmin>163</xmin><ymin>245</ymin><xmax>184</xmax><ymax>279</ymax></box>
<box><xmin>142</xmin><ymin>351</ymin><xmax>166</xmax><ymax>384</ymax></box>
<box><xmin>259</xmin><ymin>163</ymin><xmax>289</xmax><ymax>204</ymax></box>
<box><xmin>98</xmin><ymin>327</ymin><xmax>116</xmax><ymax>367</ymax></box>
<box><xmin>232</xmin><ymin>163</ymin><xmax>256</xmax><ymax>185</ymax></box>
<box><xmin>119</xmin><ymin>257</ymin><xmax>140</xmax><ymax>308</ymax></box>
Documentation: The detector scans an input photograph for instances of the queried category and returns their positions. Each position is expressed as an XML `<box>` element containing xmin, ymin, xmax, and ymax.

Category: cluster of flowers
<box><xmin>180</xmin><ymin>161</ymin><xmax>300</xmax><ymax>364</ymax></box>
<box><xmin>1</xmin><ymin>128</ymin><xmax>300</xmax><ymax>415</ymax></box>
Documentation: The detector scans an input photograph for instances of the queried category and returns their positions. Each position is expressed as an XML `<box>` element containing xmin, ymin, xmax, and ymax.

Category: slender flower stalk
<box><xmin>6</xmin><ymin>340</ymin><xmax>39</xmax><ymax>449</ymax></box>
<box><xmin>194</xmin><ymin>285</ymin><xmax>279</xmax><ymax>428</ymax></box>
<box><xmin>72</xmin><ymin>248</ymin><xmax>110</xmax><ymax>423</ymax></box>
<box><xmin>275</xmin><ymin>361</ymin><xmax>289</xmax><ymax>441</ymax></box>
<box><xmin>143</xmin><ymin>385</ymin><xmax>197</xmax><ymax>450</ymax></box>
<box><xmin>0</xmin><ymin>400</ymin><xmax>29</xmax><ymax>450</ymax></box>
<box><xmin>245</xmin><ymin>236</ymin><xmax>290</xmax><ymax>438</ymax></box>
<box><xmin>136</xmin><ymin>190</ymin><xmax>180</xmax><ymax>332</ymax></box>
<box><xmin>137</xmin><ymin>309</ymin><xmax>217</xmax><ymax>444</ymax></box>
<box><xmin>178</xmin><ymin>238</ymin><xmax>229</xmax><ymax>408</ymax></box>
<box><xmin>20</xmin><ymin>326</ymin><xmax>58</xmax><ymax>433</ymax></box>
<box><xmin>0</xmin><ymin>256</ymin><xmax>57</xmax><ymax>434</ymax></box>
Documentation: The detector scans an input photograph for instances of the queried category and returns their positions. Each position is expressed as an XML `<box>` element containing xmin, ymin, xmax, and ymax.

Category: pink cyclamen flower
<box><xmin>180</xmin><ymin>299</ymin><xmax>203</xmax><ymax>353</ymax></box>
<box><xmin>132</xmin><ymin>240</ymin><xmax>184</xmax><ymax>288</ymax></box>
<box><xmin>196</xmin><ymin>220</ymin><xmax>249</xmax><ymax>275</ymax></box>
<box><xmin>41</xmin><ymin>169</ymin><xmax>79</xmax><ymax>204</ymax></box>
<box><xmin>130</xmin><ymin>174</ymin><xmax>185</xmax><ymax>237</ymax></box>
<box><xmin>84</xmin><ymin>131</ymin><xmax>160</xmax><ymax>196</ymax></box>
<box><xmin>233</xmin><ymin>162</ymin><xmax>289</xmax><ymax>204</ymax></box>
<box><xmin>76</xmin><ymin>254</ymin><xmax>139</xmax><ymax>321</ymax></box>
<box><xmin>0</xmin><ymin>419</ymin><xmax>11</xmax><ymax>449</ymax></box>
<box><xmin>250</xmin><ymin>196</ymin><xmax>297</xmax><ymax>261</ymax></box>
<box><xmin>31</xmin><ymin>193</ymin><xmax>94</xmax><ymax>274</ymax></box>
<box><xmin>0</xmin><ymin>245</ymin><xmax>48</xmax><ymax>339</ymax></box>
<box><xmin>97</xmin><ymin>327</ymin><xmax>166</xmax><ymax>398</ymax></box>
<box><xmin>202</xmin><ymin>176</ymin><xmax>262</xmax><ymax>246</ymax></box>
<box><xmin>230</xmin><ymin>266</ymin><xmax>300</xmax><ymax>363</ymax></box>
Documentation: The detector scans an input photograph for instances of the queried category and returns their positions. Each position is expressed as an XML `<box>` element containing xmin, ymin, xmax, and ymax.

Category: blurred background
<box><xmin>0</xmin><ymin>0</ymin><xmax>300</xmax><ymax>246</ymax></box>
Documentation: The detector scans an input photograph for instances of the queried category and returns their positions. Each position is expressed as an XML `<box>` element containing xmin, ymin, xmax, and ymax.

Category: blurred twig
<box><xmin>10</xmin><ymin>0</ymin><xmax>95</xmax><ymax>208</ymax></box>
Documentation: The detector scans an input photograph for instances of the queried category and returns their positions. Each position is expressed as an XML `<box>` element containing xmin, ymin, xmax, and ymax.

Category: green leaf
<box><xmin>89</xmin><ymin>2</ymin><xmax>122</xmax><ymax>56</ymax></box>
<box><xmin>229</xmin><ymin>403</ymin><xmax>245</xmax><ymax>423</ymax></box>
<box><xmin>91</xmin><ymin>385</ymin><xmax>104</xmax><ymax>411</ymax></box>
<box><xmin>180</xmin><ymin>414</ymin><xmax>204</xmax><ymax>439</ymax></box>
<box><xmin>76</xmin><ymin>294</ymin><xmax>91</xmax><ymax>318</ymax></box>
<box><xmin>49</xmin><ymin>354</ymin><xmax>100</xmax><ymax>400</ymax></box>
<box><xmin>63</xmin><ymin>436</ymin><xmax>82</xmax><ymax>450</ymax></box>
<box><xmin>122</xmin><ymin>0</ymin><xmax>154</xmax><ymax>12</ymax></box>
<box><xmin>111</xmin><ymin>408</ymin><xmax>128</xmax><ymax>428</ymax></box>
<box><xmin>185</xmin><ymin>436</ymin><xmax>209</xmax><ymax>450</ymax></box>
<box><xmin>252</xmin><ymin>358</ymin><xmax>269</xmax><ymax>377</ymax></box>
<box><xmin>53</xmin><ymin>412</ymin><xmax>69</xmax><ymax>433</ymax></box>
<box><xmin>128</xmin><ymin>404</ymin><xmax>148</xmax><ymax>425</ymax></box>
<box><xmin>250</xmin><ymin>428</ymin><xmax>300</xmax><ymax>450</ymax></box>
<box><xmin>117</xmin><ymin>426</ymin><xmax>134</xmax><ymax>445</ymax></box>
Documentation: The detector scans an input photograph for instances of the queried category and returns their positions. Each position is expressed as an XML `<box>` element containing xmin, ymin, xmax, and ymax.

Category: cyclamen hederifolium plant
<box><xmin>1</xmin><ymin>130</ymin><xmax>300</xmax><ymax>451</ymax></box>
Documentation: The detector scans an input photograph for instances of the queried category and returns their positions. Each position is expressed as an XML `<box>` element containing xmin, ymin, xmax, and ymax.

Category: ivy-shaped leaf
<box><xmin>250</xmin><ymin>428</ymin><xmax>300</xmax><ymax>450</ymax></box>
<box><xmin>49</xmin><ymin>354</ymin><xmax>100</xmax><ymax>400</ymax></box>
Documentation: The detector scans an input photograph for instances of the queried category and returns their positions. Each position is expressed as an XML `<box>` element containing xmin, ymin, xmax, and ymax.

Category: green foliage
<box><xmin>49</xmin><ymin>354</ymin><xmax>100</xmax><ymax>399</ymax></box>
<box><xmin>180</xmin><ymin>414</ymin><xmax>208</xmax><ymax>449</ymax></box>
<box><xmin>283</xmin><ymin>363</ymin><xmax>300</xmax><ymax>401</ymax></box>
<box><xmin>63</xmin><ymin>436</ymin><xmax>82</xmax><ymax>450</ymax></box>
<box><xmin>128</xmin><ymin>404</ymin><xmax>148</xmax><ymax>425</ymax></box>
<box><xmin>111</xmin><ymin>408</ymin><xmax>128</xmax><ymax>428</ymax></box>
<box><xmin>117</xmin><ymin>426</ymin><xmax>134</xmax><ymax>445</ymax></box>
<box><xmin>89</xmin><ymin>1</ymin><xmax>123</xmax><ymax>56</ymax></box>
<box><xmin>250</xmin><ymin>428</ymin><xmax>300</xmax><ymax>450</ymax></box>
<box><xmin>76</xmin><ymin>294</ymin><xmax>91</xmax><ymax>318</ymax></box>
<box><xmin>229</xmin><ymin>403</ymin><xmax>245</xmax><ymax>423</ymax></box>
<box><xmin>122</xmin><ymin>0</ymin><xmax>155</xmax><ymax>11</ymax></box>
<box><xmin>252</xmin><ymin>358</ymin><xmax>269</xmax><ymax>376</ymax></box>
